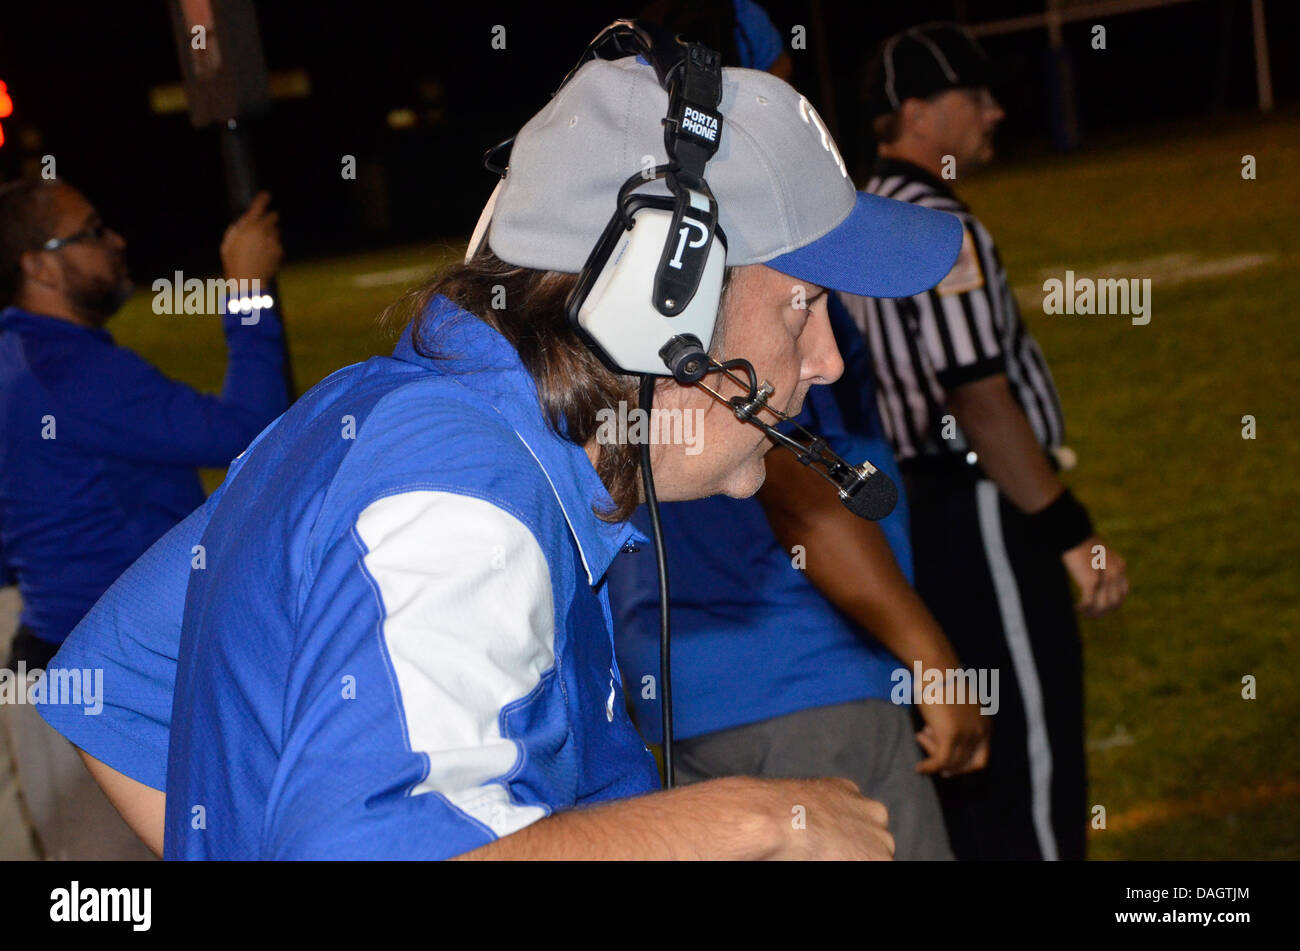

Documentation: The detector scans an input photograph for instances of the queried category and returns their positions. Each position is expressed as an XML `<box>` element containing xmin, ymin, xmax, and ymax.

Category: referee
<box><xmin>839</xmin><ymin>23</ymin><xmax>1129</xmax><ymax>860</ymax></box>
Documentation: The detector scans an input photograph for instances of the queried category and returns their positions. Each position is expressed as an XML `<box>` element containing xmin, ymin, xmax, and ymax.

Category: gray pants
<box><xmin>675</xmin><ymin>699</ymin><xmax>954</xmax><ymax>860</ymax></box>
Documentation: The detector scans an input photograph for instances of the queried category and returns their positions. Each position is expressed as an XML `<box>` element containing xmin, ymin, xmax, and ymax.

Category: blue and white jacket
<box><xmin>37</xmin><ymin>295</ymin><xmax>661</xmax><ymax>859</ymax></box>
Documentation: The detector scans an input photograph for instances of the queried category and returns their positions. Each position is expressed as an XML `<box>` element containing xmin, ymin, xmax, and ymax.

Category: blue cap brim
<box><xmin>766</xmin><ymin>191</ymin><xmax>964</xmax><ymax>299</ymax></box>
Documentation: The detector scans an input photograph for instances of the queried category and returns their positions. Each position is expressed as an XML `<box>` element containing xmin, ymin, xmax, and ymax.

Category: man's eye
<box><xmin>800</xmin><ymin>294</ymin><xmax>826</xmax><ymax>317</ymax></box>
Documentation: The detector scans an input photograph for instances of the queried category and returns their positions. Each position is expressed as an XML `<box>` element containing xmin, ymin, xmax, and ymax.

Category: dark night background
<box><xmin>0</xmin><ymin>0</ymin><xmax>1295</xmax><ymax>278</ymax></box>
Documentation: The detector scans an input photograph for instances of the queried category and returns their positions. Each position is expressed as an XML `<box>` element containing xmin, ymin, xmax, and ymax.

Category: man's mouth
<box><xmin>782</xmin><ymin>386</ymin><xmax>809</xmax><ymax>420</ymax></box>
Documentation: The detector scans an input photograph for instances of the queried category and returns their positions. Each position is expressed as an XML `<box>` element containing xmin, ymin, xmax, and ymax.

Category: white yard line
<box><xmin>349</xmin><ymin>265</ymin><xmax>436</xmax><ymax>289</ymax></box>
<box><xmin>1088</xmin><ymin>724</ymin><xmax>1137</xmax><ymax>752</ymax></box>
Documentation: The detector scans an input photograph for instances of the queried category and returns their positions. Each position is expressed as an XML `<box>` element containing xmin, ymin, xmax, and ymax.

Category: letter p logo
<box><xmin>668</xmin><ymin>216</ymin><xmax>710</xmax><ymax>271</ymax></box>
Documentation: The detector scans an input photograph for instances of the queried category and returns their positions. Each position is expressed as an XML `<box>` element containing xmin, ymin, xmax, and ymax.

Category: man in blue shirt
<box><xmin>0</xmin><ymin>180</ymin><xmax>289</xmax><ymax>668</ymax></box>
<box><xmin>35</xmin><ymin>51</ymin><xmax>962</xmax><ymax>859</ymax></box>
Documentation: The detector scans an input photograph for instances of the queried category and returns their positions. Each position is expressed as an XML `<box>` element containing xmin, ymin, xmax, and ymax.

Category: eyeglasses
<box><xmin>39</xmin><ymin>222</ymin><xmax>112</xmax><ymax>252</ymax></box>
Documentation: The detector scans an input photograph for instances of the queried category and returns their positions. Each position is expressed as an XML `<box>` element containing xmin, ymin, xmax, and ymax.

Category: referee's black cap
<box><xmin>864</xmin><ymin>23</ymin><xmax>1000</xmax><ymax>119</ymax></box>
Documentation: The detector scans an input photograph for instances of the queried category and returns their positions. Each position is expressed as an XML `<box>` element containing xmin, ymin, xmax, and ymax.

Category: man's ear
<box><xmin>17</xmin><ymin>248</ymin><xmax>56</xmax><ymax>291</ymax></box>
<box><xmin>898</xmin><ymin>97</ymin><xmax>931</xmax><ymax>141</ymax></box>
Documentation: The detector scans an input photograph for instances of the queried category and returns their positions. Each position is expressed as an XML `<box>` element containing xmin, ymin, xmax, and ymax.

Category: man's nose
<box><xmin>819</xmin><ymin>342</ymin><xmax>845</xmax><ymax>385</ymax></box>
<box><xmin>108</xmin><ymin>228</ymin><xmax>126</xmax><ymax>252</ymax></box>
<box><xmin>806</xmin><ymin>309</ymin><xmax>844</xmax><ymax>385</ymax></box>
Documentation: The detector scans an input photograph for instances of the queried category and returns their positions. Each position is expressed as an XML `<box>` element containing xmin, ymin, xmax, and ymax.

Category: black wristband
<box><xmin>1027</xmin><ymin>488</ymin><xmax>1093</xmax><ymax>553</ymax></box>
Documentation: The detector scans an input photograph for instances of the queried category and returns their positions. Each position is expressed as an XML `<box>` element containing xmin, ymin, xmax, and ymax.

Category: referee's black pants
<box><xmin>904</xmin><ymin>461</ymin><xmax>1086</xmax><ymax>861</ymax></box>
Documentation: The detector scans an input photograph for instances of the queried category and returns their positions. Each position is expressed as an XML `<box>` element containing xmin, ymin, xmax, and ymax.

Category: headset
<box><xmin>480</xmin><ymin>20</ymin><xmax>898</xmax><ymax>788</ymax></box>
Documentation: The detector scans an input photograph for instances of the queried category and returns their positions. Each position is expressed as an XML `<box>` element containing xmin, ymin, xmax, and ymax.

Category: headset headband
<box><xmin>485</xmin><ymin>20</ymin><xmax>724</xmax><ymax>319</ymax></box>
<box><xmin>559</xmin><ymin>20</ymin><xmax>724</xmax><ymax>318</ymax></box>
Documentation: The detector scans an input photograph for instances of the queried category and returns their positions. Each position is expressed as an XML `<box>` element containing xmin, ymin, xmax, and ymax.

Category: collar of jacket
<box><xmin>0</xmin><ymin>305</ymin><xmax>114</xmax><ymax>343</ymax></box>
<box><xmin>391</xmin><ymin>294</ymin><xmax>647</xmax><ymax>586</ymax></box>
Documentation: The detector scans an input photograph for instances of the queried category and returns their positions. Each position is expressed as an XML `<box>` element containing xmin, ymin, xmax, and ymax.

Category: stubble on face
<box><xmin>640</xmin><ymin>263</ymin><xmax>841</xmax><ymax>503</ymax></box>
<box><xmin>47</xmin><ymin>186</ymin><xmax>133</xmax><ymax>326</ymax></box>
<box><xmin>59</xmin><ymin>254</ymin><xmax>133</xmax><ymax>325</ymax></box>
<box><xmin>942</xmin><ymin>87</ymin><xmax>1001</xmax><ymax>171</ymax></box>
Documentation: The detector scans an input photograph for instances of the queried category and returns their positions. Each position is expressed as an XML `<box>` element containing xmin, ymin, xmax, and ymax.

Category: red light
<box><xmin>0</xmin><ymin>81</ymin><xmax>12</xmax><ymax>147</ymax></box>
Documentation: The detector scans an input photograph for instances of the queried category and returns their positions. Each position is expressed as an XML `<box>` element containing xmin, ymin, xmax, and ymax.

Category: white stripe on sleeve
<box><xmin>967</xmin><ymin>276</ymin><xmax>1001</xmax><ymax>359</ymax></box>
<box><xmin>936</xmin><ymin>291</ymin><xmax>980</xmax><ymax>366</ymax></box>
<box><xmin>356</xmin><ymin>490</ymin><xmax>552</xmax><ymax>839</ymax></box>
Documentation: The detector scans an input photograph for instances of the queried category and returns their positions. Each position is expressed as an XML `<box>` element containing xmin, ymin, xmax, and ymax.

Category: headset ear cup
<box><xmin>567</xmin><ymin>197</ymin><xmax>726</xmax><ymax>377</ymax></box>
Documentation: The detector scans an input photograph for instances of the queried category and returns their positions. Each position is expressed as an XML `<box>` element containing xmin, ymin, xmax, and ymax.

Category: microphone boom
<box><xmin>671</xmin><ymin>338</ymin><xmax>899</xmax><ymax>521</ymax></box>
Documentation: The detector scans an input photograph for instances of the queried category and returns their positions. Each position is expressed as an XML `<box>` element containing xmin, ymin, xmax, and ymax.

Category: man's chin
<box><xmin>78</xmin><ymin>284</ymin><xmax>132</xmax><ymax>325</ymax></box>
<box><xmin>104</xmin><ymin>279</ymin><xmax>134</xmax><ymax>315</ymax></box>
<box><xmin>716</xmin><ymin>453</ymin><xmax>768</xmax><ymax>500</ymax></box>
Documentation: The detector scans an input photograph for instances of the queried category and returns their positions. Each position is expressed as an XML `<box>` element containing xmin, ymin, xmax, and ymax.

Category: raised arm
<box><xmin>53</xmin><ymin>192</ymin><xmax>289</xmax><ymax>468</ymax></box>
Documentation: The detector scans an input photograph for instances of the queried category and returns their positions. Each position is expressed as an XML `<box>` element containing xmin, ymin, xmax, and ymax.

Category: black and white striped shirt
<box><xmin>838</xmin><ymin>158</ymin><xmax>1065</xmax><ymax>462</ymax></box>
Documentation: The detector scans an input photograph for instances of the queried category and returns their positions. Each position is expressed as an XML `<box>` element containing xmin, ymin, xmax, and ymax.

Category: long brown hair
<box><xmin>381</xmin><ymin>248</ymin><xmax>668</xmax><ymax>523</ymax></box>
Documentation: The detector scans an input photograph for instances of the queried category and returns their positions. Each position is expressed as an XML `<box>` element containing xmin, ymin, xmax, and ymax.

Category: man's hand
<box><xmin>220</xmin><ymin>191</ymin><xmax>282</xmax><ymax>284</ymax></box>
<box><xmin>915</xmin><ymin>694</ymin><xmax>990</xmax><ymax>778</ymax></box>
<box><xmin>764</xmin><ymin>778</ymin><xmax>896</xmax><ymax>860</ymax></box>
<box><xmin>457</xmin><ymin>775</ymin><xmax>895</xmax><ymax>860</ymax></box>
<box><xmin>1062</xmin><ymin>535</ymin><xmax>1128</xmax><ymax>617</ymax></box>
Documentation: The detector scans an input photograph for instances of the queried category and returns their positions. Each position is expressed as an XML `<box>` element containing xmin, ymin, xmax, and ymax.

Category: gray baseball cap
<box><xmin>484</xmin><ymin>55</ymin><xmax>962</xmax><ymax>299</ymax></box>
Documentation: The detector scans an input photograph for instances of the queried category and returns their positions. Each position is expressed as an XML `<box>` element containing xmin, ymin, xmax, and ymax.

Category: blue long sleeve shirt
<box><xmin>0</xmin><ymin>302</ymin><xmax>289</xmax><ymax>645</ymax></box>
<box><xmin>37</xmin><ymin>296</ymin><xmax>659</xmax><ymax>858</ymax></box>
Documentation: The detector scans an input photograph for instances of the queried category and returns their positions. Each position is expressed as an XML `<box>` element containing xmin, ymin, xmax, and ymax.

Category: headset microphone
<box><xmin>660</xmin><ymin>335</ymin><xmax>899</xmax><ymax>522</ymax></box>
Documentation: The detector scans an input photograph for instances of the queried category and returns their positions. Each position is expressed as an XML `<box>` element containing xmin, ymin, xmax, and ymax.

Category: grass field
<box><xmin>105</xmin><ymin>109</ymin><xmax>1300</xmax><ymax>860</ymax></box>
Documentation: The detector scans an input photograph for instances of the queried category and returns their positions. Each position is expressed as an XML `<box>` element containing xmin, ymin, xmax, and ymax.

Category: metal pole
<box><xmin>218</xmin><ymin>118</ymin><xmax>258</xmax><ymax>213</ymax></box>
<box><xmin>218</xmin><ymin>116</ymin><xmax>294</xmax><ymax>396</ymax></box>
<box><xmin>809</xmin><ymin>0</ymin><xmax>839</xmax><ymax>140</ymax></box>
<box><xmin>167</xmin><ymin>0</ymin><xmax>293</xmax><ymax>396</ymax></box>
<box><xmin>1045</xmin><ymin>0</ymin><xmax>1081</xmax><ymax>151</ymax></box>
<box><xmin>1250</xmin><ymin>0</ymin><xmax>1274</xmax><ymax>112</ymax></box>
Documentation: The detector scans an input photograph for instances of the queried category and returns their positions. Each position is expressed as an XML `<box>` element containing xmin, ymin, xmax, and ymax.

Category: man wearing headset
<box><xmin>34</xmin><ymin>35</ymin><xmax>962</xmax><ymax>859</ymax></box>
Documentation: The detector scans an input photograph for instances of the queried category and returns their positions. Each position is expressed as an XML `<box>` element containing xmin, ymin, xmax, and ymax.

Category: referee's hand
<box><xmin>1062</xmin><ymin>535</ymin><xmax>1129</xmax><ymax>618</ymax></box>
